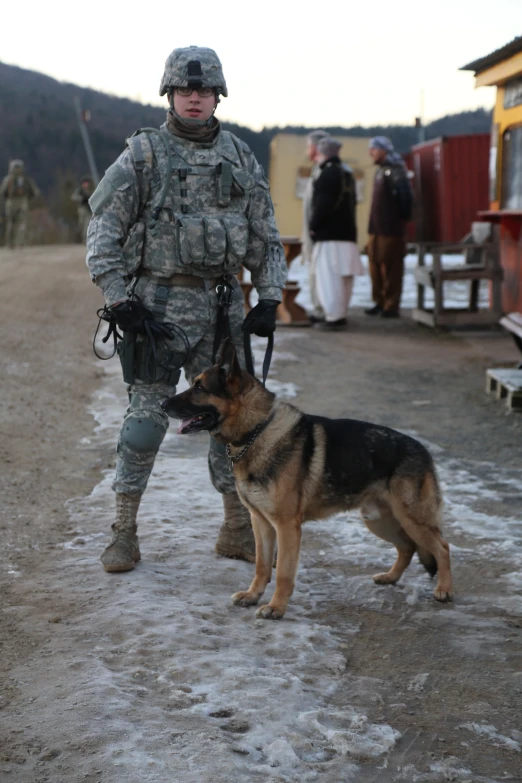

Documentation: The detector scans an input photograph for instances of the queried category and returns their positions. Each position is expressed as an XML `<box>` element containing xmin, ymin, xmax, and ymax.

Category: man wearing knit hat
<box><xmin>365</xmin><ymin>136</ymin><xmax>413</xmax><ymax>318</ymax></box>
<box><xmin>308</xmin><ymin>136</ymin><xmax>364</xmax><ymax>329</ymax></box>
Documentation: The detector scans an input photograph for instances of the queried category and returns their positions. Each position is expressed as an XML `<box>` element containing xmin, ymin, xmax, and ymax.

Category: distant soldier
<box><xmin>71</xmin><ymin>175</ymin><xmax>94</xmax><ymax>243</ymax></box>
<box><xmin>0</xmin><ymin>160</ymin><xmax>40</xmax><ymax>248</ymax></box>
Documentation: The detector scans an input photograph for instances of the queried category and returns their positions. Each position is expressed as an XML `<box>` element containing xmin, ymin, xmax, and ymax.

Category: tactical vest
<box><xmin>6</xmin><ymin>174</ymin><xmax>32</xmax><ymax>199</ymax></box>
<box><xmin>123</xmin><ymin>128</ymin><xmax>257</xmax><ymax>280</ymax></box>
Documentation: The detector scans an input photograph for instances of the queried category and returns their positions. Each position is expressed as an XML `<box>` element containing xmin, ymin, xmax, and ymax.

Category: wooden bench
<box><xmin>499</xmin><ymin>312</ymin><xmax>522</xmax><ymax>368</ymax></box>
<box><xmin>411</xmin><ymin>241</ymin><xmax>503</xmax><ymax>328</ymax></box>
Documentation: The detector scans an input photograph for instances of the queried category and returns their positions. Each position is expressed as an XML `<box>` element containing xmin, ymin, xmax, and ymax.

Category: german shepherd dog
<box><xmin>161</xmin><ymin>339</ymin><xmax>453</xmax><ymax>620</ymax></box>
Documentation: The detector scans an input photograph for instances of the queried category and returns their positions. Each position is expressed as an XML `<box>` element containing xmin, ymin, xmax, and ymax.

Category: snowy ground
<box><xmin>56</xmin><ymin>258</ymin><xmax>519</xmax><ymax>781</ymax></box>
<box><xmin>2</xmin><ymin>249</ymin><xmax>521</xmax><ymax>782</ymax></box>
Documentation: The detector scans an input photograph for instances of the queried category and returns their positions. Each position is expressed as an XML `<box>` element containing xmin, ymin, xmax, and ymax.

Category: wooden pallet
<box><xmin>499</xmin><ymin>312</ymin><xmax>522</xmax><ymax>368</ymax></box>
<box><xmin>485</xmin><ymin>368</ymin><xmax>522</xmax><ymax>411</ymax></box>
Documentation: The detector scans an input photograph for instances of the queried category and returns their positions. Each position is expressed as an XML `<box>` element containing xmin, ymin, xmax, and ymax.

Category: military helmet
<box><xmin>9</xmin><ymin>159</ymin><xmax>25</xmax><ymax>173</ymax></box>
<box><xmin>159</xmin><ymin>46</ymin><xmax>228</xmax><ymax>98</ymax></box>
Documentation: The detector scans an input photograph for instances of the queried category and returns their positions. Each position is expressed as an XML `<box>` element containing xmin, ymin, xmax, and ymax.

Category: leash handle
<box><xmin>243</xmin><ymin>331</ymin><xmax>273</xmax><ymax>388</ymax></box>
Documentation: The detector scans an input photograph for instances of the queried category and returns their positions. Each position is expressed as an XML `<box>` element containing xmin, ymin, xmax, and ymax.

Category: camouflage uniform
<box><xmin>86</xmin><ymin>46</ymin><xmax>287</xmax><ymax>571</ymax></box>
<box><xmin>0</xmin><ymin>160</ymin><xmax>40</xmax><ymax>248</ymax></box>
<box><xmin>71</xmin><ymin>178</ymin><xmax>94</xmax><ymax>243</ymax></box>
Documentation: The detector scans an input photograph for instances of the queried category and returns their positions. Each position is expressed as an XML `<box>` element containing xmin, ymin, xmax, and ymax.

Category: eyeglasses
<box><xmin>175</xmin><ymin>86</ymin><xmax>215</xmax><ymax>98</ymax></box>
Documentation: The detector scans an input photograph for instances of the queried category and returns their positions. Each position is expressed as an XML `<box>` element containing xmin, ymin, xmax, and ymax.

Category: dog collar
<box><xmin>226</xmin><ymin>423</ymin><xmax>263</xmax><ymax>470</ymax></box>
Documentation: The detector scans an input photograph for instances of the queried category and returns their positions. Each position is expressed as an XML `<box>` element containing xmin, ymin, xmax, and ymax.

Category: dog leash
<box><xmin>210</xmin><ymin>276</ymin><xmax>273</xmax><ymax>387</ymax></box>
<box><xmin>243</xmin><ymin>331</ymin><xmax>273</xmax><ymax>388</ymax></box>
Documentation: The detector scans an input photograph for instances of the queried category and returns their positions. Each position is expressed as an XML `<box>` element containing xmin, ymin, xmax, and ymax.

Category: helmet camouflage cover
<box><xmin>159</xmin><ymin>46</ymin><xmax>228</xmax><ymax>98</ymax></box>
<box><xmin>9</xmin><ymin>159</ymin><xmax>25</xmax><ymax>173</ymax></box>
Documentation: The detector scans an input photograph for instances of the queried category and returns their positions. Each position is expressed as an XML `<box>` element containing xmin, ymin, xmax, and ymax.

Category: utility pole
<box><xmin>415</xmin><ymin>88</ymin><xmax>426</xmax><ymax>144</ymax></box>
<box><xmin>74</xmin><ymin>96</ymin><xmax>100</xmax><ymax>185</ymax></box>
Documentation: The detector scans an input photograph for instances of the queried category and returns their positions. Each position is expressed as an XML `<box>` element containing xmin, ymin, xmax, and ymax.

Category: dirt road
<box><xmin>1</xmin><ymin>246</ymin><xmax>521</xmax><ymax>782</ymax></box>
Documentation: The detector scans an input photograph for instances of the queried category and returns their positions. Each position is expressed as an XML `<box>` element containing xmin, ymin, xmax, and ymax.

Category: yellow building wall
<box><xmin>491</xmin><ymin>86</ymin><xmax>522</xmax><ymax>208</ymax></box>
<box><xmin>474</xmin><ymin>56</ymin><xmax>522</xmax><ymax>209</ymax></box>
<box><xmin>476</xmin><ymin>50</ymin><xmax>522</xmax><ymax>87</ymax></box>
<box><xmin>268</xmin><ymin>133</ymin><xmax>374</xmax><ymax>250</ymax></box>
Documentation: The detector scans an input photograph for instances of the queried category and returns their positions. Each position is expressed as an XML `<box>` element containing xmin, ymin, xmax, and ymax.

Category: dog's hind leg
<box><xmin>232</xmin><ymin>510</ymin><xmax>276</xmax><ymax>609</ymax></box>
<box><xmin>361</xmin><ymin>499</ymin><xmax>416</xmax><ymax>586</ymax></box>
<box><xmin>373</xmin><ymin>548</ymin><xmax>415</xmax><ymax>585</ymax></box>
<box><xmin>389</xmin><ymin>476</ymin><xmax>453</xmax><ymax>602</ymax></box>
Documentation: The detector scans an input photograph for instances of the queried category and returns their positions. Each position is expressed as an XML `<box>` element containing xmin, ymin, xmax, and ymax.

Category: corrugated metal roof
<box><xmin>460</xmin><ymin>37</ymin><xmax>522</xmax><ymax>74</ymax></box>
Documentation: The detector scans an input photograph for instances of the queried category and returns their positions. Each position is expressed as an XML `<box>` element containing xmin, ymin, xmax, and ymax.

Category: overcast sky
<box><xmin>3</xmin><ymin>1</ymin><xmax>520</xmax><ymax>130</ymax></box>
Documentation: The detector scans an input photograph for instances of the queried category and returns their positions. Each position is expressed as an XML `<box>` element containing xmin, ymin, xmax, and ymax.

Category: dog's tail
<box><xmin>416</xmin><ymin>547</ymin><xmax>438</xmax><ymax>578</ymax></box>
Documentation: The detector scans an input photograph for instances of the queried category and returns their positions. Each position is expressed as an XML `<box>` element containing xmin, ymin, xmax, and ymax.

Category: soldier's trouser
<box><xmin>308</xmin><ymin>255</ymin><xmax>324</xmax><ymax>317</ymax></box>
<box><xmin>367</xmin><ymin>234</ymin><xmax>406</xmax><ymax>313</ymax></box>
<box><xmin>5</xmin><ymin>200</ymin><xmax>28</xmax><ymax>248</ymax></box>
<box><xmin>113</xmin><ymin>278</ymin><xmax>246</xmax><ymax>497</ymax></box>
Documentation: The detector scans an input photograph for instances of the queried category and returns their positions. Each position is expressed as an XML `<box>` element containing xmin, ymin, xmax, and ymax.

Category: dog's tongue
<box><xmin>177</xmin><ymin>416</ymin><xmax>200</xmax><ymax>435</ymax></box>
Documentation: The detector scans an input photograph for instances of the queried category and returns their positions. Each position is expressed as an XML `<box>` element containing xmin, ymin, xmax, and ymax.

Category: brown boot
<box><xmin>100</xmin><ymin>494</ymin><xmax>141</xmax><ymax>573</ymax></box>
<box><xmin>215</xmin><ymin>493</ymin><xmax>256</xmax><ymax>563</ymax></box>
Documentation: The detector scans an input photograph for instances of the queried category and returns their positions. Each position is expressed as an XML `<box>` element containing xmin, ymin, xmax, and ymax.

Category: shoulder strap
<box><xmin>228</xmin><ymin>132</ymin><xmax>253</xmax><ymax>171</ymax></box>
<box><xmin>126</xmin><ymin>132</ymin><xmax>154</xmax><ymax>218</ymax></box>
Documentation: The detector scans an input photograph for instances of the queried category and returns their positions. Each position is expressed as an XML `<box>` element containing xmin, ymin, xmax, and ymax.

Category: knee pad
<box><xmin>120</xmin><ymin>413</ymin><xmax>166</xmax><ymax>455</ymax></box>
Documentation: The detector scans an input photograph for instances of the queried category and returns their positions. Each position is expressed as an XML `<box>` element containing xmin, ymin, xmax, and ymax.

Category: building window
<box><xmin>295</xmin><ymin>165</ymin><xmax>312</xmax><ymax>199</ymax></box>
<box><xmin>504</xmin><ymin>76</ymin><xmax>522</xmax><ymax>110</ymax></box>
<box><xmin>501</xmin><ymin>125</ymin><xmax>522</xmax><ymax>209</ymax></box>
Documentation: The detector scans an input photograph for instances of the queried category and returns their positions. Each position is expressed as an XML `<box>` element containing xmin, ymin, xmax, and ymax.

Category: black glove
<box><xmin>241</xmin><ymin>299</ymin><xmax>279</xmax><ymax>337</ymax></box>
<box><xmin>110</xmin><ymin>300</ymin><xmax>173</xmax><ymax>339</ymax></box>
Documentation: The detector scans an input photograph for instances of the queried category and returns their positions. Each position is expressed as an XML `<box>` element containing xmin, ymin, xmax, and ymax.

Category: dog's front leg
<box><xmin>232</xmin><ymin>511</ymin><xmax>275</xmax><ymax>608</ymax></box>
<box><xmin>256</xmin><ymin>518</ymin><xmax>302</xmax><ymax>620</ymax></box>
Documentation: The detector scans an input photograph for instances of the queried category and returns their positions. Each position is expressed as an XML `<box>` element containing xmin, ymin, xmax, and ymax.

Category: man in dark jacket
<box><xmin>365</xmin><ymin>136</ymin><xmax>413</xmax><ymax>318</ymax></box>
<box><xmin>309</xmin><ymin>137</ymin><xmax>364</xmax><ymax>329</ymax></box>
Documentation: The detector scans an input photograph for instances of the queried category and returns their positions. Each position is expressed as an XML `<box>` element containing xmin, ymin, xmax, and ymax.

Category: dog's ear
<box><xmin>219</xmin><ymin>338</ymin><xmax>242</xmax><ymax>391</ymax></box>
<box><xmin>218</xmin><ymin>336</ymin><xmax>234</xmax><ymax>368</ymax></box>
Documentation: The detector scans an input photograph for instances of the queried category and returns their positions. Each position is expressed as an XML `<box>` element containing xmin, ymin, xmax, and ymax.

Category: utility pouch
<box><xmin>122</xmin><ymin>220</ymin><xmax>145</xmax><ymax>277</ymax></box>
<box><xmin>217</xmin><ymin>162</ymin><xmax>233</xmax><ymax>206</ymax></box>
<box><xmin>133</xmin><ymin>335</ymin><xmax>182</xmax><ymax>386</ymax></box>
<box><xmin>117</xmin><ymin>331</ymin><xmax>137</xmax><ymax>385</ymax></box>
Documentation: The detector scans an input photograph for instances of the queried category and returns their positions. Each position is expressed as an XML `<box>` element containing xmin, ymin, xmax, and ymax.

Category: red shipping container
<box><xmin>411</xmin><ymin>134</ymin><xmax>490</xmax><ymax>243</ymax></box>
<box><xmin>402</xmin><ymin>151</ymin><xmax>416</xmax><ymax>243</ymax></box>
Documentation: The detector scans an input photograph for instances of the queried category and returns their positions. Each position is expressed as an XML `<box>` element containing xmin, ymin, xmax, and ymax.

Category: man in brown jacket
<box><xmin>365</xmin><ymin>137</ymin><xmax>412</xmax><ymax>318</ymax></box>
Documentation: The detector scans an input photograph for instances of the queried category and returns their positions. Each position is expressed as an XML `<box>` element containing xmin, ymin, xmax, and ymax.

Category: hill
<box><xmin>0</xmin><ymin>60</ymin><xmax>492</xmax><ymax>226</ymax></box>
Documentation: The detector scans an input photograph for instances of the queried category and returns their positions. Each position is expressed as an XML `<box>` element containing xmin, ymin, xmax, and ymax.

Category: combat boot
<box><xmin>100</xmin><ymin>493</ymin><xmax>141</xmax><ymax>573</ymax></box>
<box><xmin>215</xmin><ymin>492</ymin><xmax>256</xmax><ymax>563</ymax></box>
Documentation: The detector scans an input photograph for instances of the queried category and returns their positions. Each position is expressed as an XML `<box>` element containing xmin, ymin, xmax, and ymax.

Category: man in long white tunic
<box><xmin>308</xmin><ymin>137</ymin><xmax>364</xmax><ymax>329</ymax></box>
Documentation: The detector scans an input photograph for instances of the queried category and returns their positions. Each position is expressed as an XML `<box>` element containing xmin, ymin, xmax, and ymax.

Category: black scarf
<box><xmin>166</xmin><ymin>109</ymin><xmax>221</xmax><ymax>144</ymax></box>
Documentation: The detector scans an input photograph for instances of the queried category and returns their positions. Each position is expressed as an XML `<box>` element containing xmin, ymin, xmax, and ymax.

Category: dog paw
<box><xmin>433</xmin><ymin>588</ymin><xmax>453</xmax><ymax>603</ymax></box>
<box><xmin>255</xmin><ymin>604</ymin><xmax>285</xmax><ymax>620</ymax></box>
<box><xmin>231</xmin><ymin>590</ymin><xmax>260</xmax><ymax>607</ymax></box>
<box><xmin>372</xmin><ymin>572</ymin><xmax>398</xmax><ymax>585</ymax></box>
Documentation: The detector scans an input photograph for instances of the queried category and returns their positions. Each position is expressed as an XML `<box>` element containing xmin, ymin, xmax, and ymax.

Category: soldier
<box><xmin>87</xmin><ymin>46</ymin><xmax>287</xmax><ymax>573</ymax></box>
<box><xmin>0</xmin><ymin>160</ymin><xmax>40</xmax><ymax>248</ymax></box>
<box><xmin>71</xmin><ymin>175</ymin><xmax>95</xmax><ymax>243</ymax></box>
